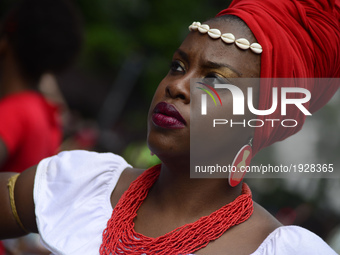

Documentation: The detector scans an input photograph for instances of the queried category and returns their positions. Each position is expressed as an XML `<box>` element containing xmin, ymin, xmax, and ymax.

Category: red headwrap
<box><xmin>217</xmin><ymin>0</ymin><xmax>340</xmax><ymax>155</ymax></box>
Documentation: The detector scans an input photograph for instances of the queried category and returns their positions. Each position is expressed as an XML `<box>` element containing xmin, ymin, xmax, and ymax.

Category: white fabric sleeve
<box><xmin>33</xmin><ymin>150</ymin><xmax>132</xmax><ymax>255</ymax></box>
<box><xmin>251</xmin><ymin>225</ymin><xmax>338</xmax><ymax>255</ymax></box>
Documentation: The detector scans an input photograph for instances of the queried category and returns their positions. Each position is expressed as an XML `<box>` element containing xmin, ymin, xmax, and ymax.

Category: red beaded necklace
<box><xmin>100</xmin><ymin>164</ymin><xmax>253</xmax><ymax>255</ymax></box>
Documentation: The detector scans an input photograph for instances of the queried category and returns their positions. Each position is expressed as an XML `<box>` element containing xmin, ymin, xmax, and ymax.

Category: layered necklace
<box><xmin>100</xmin><ymin>164</ymin><xmax>253</xmax><ymax>255</ymax></box>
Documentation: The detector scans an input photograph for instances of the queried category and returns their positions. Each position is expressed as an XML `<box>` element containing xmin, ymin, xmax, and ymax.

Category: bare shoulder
<box><xmin>110</xmin><ymin>167</ymin><xmax>145</xmax><ymax>209</ymax></box>
<box><xmin>196</xmin><ymin>202</ymin><xmax>282</xmax><ymax>255</ymax></box>
<box><xmin>246</xmin><ymin>202</ymin><xmax>282</xmax><ymax>239</ymax></box>
<box><xmin>225</xmin><ymin>202</ymin><xmax>282</xmax><ymax>250</ymax></box>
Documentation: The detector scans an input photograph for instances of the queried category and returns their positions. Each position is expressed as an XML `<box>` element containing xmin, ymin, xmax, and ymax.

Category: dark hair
<box><xmin>1</xmin><ymin>0</ymin><xmax>83</xmax><ymax>82</ymax></box>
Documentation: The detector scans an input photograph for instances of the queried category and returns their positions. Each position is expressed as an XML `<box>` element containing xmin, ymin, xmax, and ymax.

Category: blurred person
<box><xmin>0</xmin><ymin>0</ymin><xmax>82</xmax><ymax>173</ymax></box>
<box><xmin>0</xmin><ymin>0</ymin><xmax>339</xmax><ymax>254</ymax></box>
<box><xmin>0</xmin><ymin>0</ymin><xmax>82</xmax><ymax>253</ymax></box>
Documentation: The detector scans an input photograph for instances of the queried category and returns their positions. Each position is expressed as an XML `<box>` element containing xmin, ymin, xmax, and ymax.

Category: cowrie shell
<box><xmin>193</xmin><ymin>21</ymin><xmax>201</xmax><ymax>30</ymax></box>
<box><xmin>189</xmin><ymin>21</ymin><xmax>200</xmax><ymax>31</ymax></box>
<box><xmin>198</xmin><ymin>24</ymin><xmax>209</xmax><ymax>33</ymax></box>
<box><xmin>250</xmin><ymin>42</ymin><xmax>263</xmax><ymax>54</ymax></box>
<box><xmin>188</xmin><ymin>21</ymin><xmax>263</xmax><ymax>54</ymax></box>
<box><xmin>208</xmin><ymin>28</ymin><xmax>221</xmax><ymax>39</ymax></box>
<box><xmin>221</xmin><ymin>33</ymin><xmax>235</xmax><ymax>44</ymax></box>
<box><xmin>235</xmin><ymin>38</ymin><xmax>250</xmax><ymax>50</ymax></box>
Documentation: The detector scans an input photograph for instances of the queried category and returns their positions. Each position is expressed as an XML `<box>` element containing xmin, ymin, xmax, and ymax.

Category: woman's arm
<box><xmin>0</xmin><ymin>166</ymin><xmax>38</xmax><ymax>239</ymax></box>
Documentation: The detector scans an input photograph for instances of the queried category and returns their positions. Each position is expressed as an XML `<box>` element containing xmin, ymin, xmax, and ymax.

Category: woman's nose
<box><xmin>165</xmin><ymin>76</ymin><xmax>190</xmax><ymax>104</ymax></box>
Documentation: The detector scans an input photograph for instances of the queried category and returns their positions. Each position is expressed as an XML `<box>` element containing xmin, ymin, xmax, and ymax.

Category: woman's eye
<box><xmin>170</xmin><ymin>61</ymin><xmax>185</xmax><ymax>73</ymax></box>
<box><xmin>203</xmin><ymin>74</ymin><xmax>232</xmax><ymax>85</ymax></box>
<box><xmin>203</xmin><ymin>74</ymin><xmax>224</xmax><ymax>84</ymax></box>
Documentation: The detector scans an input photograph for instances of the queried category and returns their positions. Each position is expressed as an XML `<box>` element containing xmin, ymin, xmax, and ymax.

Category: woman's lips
<box><xmin>152</xmin><ymin>102</ymin><xmax>186</xmax><ymax>129</ymax></box>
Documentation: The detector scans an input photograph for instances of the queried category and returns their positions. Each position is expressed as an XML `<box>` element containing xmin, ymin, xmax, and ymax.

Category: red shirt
<box><xmin>0</xmin><ymin>242</ymin><xmax>4</xmax><ymax>255</ymax></box>
<box><xmin>0</xmin><ymin>91</ymin><xmax>61</xmax><ymax>173</ymax></box>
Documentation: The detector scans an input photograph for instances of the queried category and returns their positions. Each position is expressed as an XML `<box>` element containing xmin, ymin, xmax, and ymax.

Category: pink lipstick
<box><xmin>152</xmin><ymin>102</ymin><xmax>186</xmax><ymax>129</ymax></box>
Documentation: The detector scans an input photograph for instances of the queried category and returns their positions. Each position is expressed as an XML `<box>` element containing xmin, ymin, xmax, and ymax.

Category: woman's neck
<box><xmin>148</xmin><ymin>163</ymin><xmax>243</xmax><ymax>219</ymax></box>
<box><xmin>0</xmin><ymin>77</ymin><xmax>31</xmax><ymax>97</ymax></box>
<box><xmin>0</xmin><ymin>44</ymin><xmax>33</xmax><ymax>97</ymax></box>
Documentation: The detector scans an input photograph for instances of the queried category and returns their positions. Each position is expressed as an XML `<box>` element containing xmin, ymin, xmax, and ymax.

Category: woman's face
<box><xmin>147</xmin><ymin>18</ymin><xmax>261</xmax><ymax>163</ymax></box>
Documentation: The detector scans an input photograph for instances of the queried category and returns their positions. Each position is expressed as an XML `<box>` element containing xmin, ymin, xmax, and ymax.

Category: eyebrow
<box><xmin>174</xmin><ymin>49</ymin><xmax>242</xmax><ymax>77</ymax></box>
<box><xmin>175</xmin><ymin>49</ymin><xmax>189</xmax><ymax>64</ymax></box>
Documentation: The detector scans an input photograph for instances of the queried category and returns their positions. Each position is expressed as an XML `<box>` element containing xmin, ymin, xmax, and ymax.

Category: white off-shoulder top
<box><xmin>33</xmin><ymin>150</ymin><xmax>337</xmax><ymax>255</ymax></box>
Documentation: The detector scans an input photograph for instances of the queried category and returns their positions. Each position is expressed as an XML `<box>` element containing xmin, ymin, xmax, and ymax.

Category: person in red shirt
<box><xmin>0</xmin><ymin>0</ymin><xmax>82</xmax><ymax>253</ymax></box>
<box><xmin>0</xmin><ymin>0</ymin><xmax>83</xmax><ymax>173</ymax></box>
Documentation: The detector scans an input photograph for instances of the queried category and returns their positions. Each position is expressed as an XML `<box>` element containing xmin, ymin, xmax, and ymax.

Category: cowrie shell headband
<box><xmin>188</xmin><ymin>21</ymin><xmax>263</xmax><ymax>54</ymax></box>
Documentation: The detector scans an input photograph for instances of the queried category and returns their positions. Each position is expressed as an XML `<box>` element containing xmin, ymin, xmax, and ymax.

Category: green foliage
<box><xmin>123</xmin><ymin>141</ymin><xmax>161</xmax><ymax>168</ymax></box>
<box><xmin>76</xmin><ymin>0</ymin><xmax>231</xmax><ymax>95</ymax></box>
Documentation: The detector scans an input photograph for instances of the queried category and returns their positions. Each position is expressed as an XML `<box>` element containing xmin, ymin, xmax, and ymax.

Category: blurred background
<box><xmin>0</xmin><ymin>0</ymin><xmax>339</xmax><ymax>254</ymax></box>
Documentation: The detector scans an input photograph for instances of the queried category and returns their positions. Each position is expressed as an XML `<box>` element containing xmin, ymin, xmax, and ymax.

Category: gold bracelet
<box><xmin>7</xmin><ymin>174</ymin><xmax>29</xmax><ymax>233</ymax></box>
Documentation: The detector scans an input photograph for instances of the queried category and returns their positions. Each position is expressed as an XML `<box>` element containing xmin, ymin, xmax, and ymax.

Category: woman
<box><xmin>0</xmin><ymin>0</ymin><xmax>339</xmax><ymax>254</ymax></box>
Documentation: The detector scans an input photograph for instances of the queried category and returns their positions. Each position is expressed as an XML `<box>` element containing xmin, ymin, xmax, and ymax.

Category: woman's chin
<box><xmin>147</xmin><ymin>139</ymin><xmax>189</xmax><ymax>165</ymax></box>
